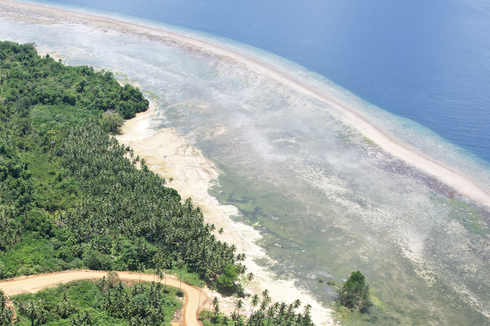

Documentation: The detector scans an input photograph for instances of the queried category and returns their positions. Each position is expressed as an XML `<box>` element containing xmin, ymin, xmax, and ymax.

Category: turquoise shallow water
<box><xmin>1</xmin><ymin>1</ymin><xmax>490</xmax><ymax>324</ymax></box>
<box><xmin>26</xmin><ymin>0</ymin><xmax>490</xmax><ymax>163</ymax></box>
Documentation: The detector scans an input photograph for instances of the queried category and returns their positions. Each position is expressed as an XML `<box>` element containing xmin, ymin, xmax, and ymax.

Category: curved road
<box><xmin>0</xmin><ymin>270</ymin><xmax>208</xmax><ymax>326</ymax></box>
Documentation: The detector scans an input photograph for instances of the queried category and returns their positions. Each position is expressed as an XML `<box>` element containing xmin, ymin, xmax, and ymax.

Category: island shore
<box><xmin>1</xmin><ymin>0</ymin><xmax>488</xmax><ymax>210</ymax></box>
<box><xmin>0</xmin><ymin>2</ymin><xmax>337</xmax><ymax>324</ymax></box>
<box><xmin>115</xmin><ymin>100</ymin><xmax>336</xmax><ymax>325</ymax></box>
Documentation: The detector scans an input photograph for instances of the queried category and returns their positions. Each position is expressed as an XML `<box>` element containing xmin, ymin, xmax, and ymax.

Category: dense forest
<box><xmin>0</xmin><ymin>40</ymin><xmax>318</xmax><ymax>325</ymax></box>
<box><xmin>0</xmin><ymin>40</ymin><xmax>237</xmax><ymax>281</ymax></box>
<box><xmin>9</xmin><ymin>274</ymin><xmax>182</xmax><ymax>325</ymax></box>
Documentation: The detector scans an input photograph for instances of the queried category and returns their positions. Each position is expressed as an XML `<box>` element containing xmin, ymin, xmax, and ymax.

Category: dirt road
<box><xmin>0</xmin><ymin>270</ymin><xmax>207</xmax><ymax>326</ymax></box>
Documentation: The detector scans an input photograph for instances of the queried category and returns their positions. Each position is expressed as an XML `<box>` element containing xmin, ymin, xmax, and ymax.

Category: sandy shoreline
<box><xmin>115</xmin><ymin>100</ymin><xmax>336</xmax><ymax>325</ymax></box>
<box><xmin>115</xmin><ymin>100</ymin><xmax>242</xmax><ymax>247</ymax></box>
<box><xmin>1</xmin><ymin>0</ymin><xmax>489</xmax><ymax>210</ymax></box>
<box><xmin>0</xmin><ymin>2</ymin><xmax>338</xmax><ymax>324</ymax></box>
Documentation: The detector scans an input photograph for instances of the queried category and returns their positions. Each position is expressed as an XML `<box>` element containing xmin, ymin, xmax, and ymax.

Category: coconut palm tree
<box><xmin>235</xmin><ymin>299</ymin><xmax>244</xmax><ymax>316</ymax></box>
<box><xmin>0</xmin><ymin>290</ymin><xmax>13</xmax><ymax>326</ymax></box>
<box><xmin>293</xmin><ymin>299</ymin><xmax>301</xmax><ymax>309</ymax></box>
<box><xmin>36</xmin><ymin>309</ymin><xmax>48</xmax><ymax>325</ymax></box>
<box><xmin>246</xmin><ymin>273</ymin><xmax>254</xmax><ymax>285</ymax></box>
<box><xmin>198</xmin><ymin>280</ymin><xmax>205</xmax><ymax>312</ymax></box>
<box><xmin>213</xmin><ymin>297</ymin><xmax>220</xmax><ymax>319</ymax></box>
<box><xmin>176</xmin><ymin>259</ymin><xmax>184</xmax><ymax>290</ymax></box>
<box><xmin>251</xmin><ymin>294</ymin><xmax>260</xmax><ymax>316</ymax></box>
<box><xmin>138</xmin><ymin>263</ymin><xmax>145</xmax><ymax>283</ymax></box>
<box><xmin>25</xmin><ymin>301</ymin><xmax>38</xmax><ymax>326</ymax></box>
<box><xmin>221</xmin><ymin>316</ymin><xmax>229</xmax><ymax>326</ymax></box>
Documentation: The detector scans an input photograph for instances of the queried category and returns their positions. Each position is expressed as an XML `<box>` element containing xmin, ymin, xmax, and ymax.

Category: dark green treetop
<box><xmin>338</xmin><ymin>271</ymin><xmax>372</xmax><ymax>312</ymax></box>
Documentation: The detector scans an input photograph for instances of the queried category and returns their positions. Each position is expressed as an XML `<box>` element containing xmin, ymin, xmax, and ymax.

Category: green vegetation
<box><xmin>0</xmin><ymin>290</ymin><xmax>14</xmax><ymax>325</ymax></box>
<box><xmin>0</xmin><ymin>40</ymin><xmax>318</xmax><ymax>326</ymax></box>
<box><xmin>0</xmin><ymin>40</ymin><xmax>245</xmax><ymax>325</ymax></box>
<box><xmin>11</xmin><ymin>275</ymin><xmax>182</xmax><ymax>325</ymax></box>
<box><xmin>0</xmin><ymin>40</ymin><xmax>238</xmax><ymax>281</ymax></box>
<box><xmin>338</xmin><ymin>271</ymin><xmax>372</xmax><ymax>312</ymax></box>
<box><xmin>0</xmin><ymin>41</ymin><xmax>148</xmax><ymax>122</ymax></box>
<box><xmin>199</xmin><ymin>290</ymin><xmax>314</xmax><ymax>326</ymax></box>
<box><xmin>216</xmin><ymin>264</ymin><xmax>239</xmax><ymax>294</ymax></box>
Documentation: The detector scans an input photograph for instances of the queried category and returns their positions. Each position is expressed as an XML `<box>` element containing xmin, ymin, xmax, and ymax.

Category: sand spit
<box><xmin>1</xmin><ymin>0</ymin><xmax>489</xmax><ymax>210</ymax></box>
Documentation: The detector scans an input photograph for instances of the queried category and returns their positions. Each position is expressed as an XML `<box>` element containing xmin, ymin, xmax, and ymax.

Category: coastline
<box><xmin>1</xmin><ymin>0</ymin><xmax>489</xmax><ymax>323</ymax></box>
<box><xmin>0</xmin><ymin>3</ymin><xmax>337</xmax><ymax>324</ymax></box>
<box><xmin>1</xmin><ymin>0</ymin><xmax>489</xmax><ymax>210</ymax></box>
<box><xmin>115</xmin><ymin>100</ymin><xmax>336</xmax><ymax>325</ymax></box>
<box><xmin>115</xmin><ymin>100</ymin><xmax>242</xmax><ymax>247</ymax></box>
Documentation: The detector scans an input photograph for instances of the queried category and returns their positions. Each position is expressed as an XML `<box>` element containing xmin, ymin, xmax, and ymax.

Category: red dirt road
<box><xmin>0</xmin><ymin>270</ymin><xmax>207</xmax><ymax>326</ymax></box>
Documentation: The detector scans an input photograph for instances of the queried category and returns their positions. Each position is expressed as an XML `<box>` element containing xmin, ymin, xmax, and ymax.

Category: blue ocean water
<box><xmin>28</xmin><ymin>0</ymin><xmax>490</xmax><ymax>162</ymax></box>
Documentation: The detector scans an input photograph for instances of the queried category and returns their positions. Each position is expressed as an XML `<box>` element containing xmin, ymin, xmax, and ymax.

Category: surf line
<box><xmin>2</xmin><ymin>0</ymin><xmax>490</xmax><ymax>209</ymax></box>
